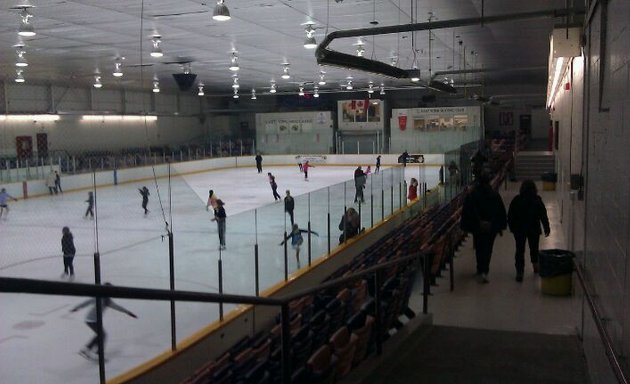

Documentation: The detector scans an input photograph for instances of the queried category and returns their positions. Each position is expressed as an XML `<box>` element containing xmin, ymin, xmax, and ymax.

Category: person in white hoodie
<box><xmin>46</xmin><ymin>171</ymin><xmax>57</xmax><ymax>195</ymax></box>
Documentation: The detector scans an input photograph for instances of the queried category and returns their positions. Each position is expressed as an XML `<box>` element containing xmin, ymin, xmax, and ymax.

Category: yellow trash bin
<box><xmin>541</xmin><ymin>273</ymin><xmax>572</xmax><ymax>296</ymax></box>
<box><xmin>542</xmin><ymin>181</ymin><xmax>556</xmax><ymax>191</ymax></box>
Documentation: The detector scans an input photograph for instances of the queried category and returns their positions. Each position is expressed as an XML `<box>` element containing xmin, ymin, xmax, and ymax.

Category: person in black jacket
<box><xmin>212</xmin><ymin>199</ymin><xmax>227</xmax><ymax>250</ymax></box>
<box><xmin>461</xmin><ymin>173</ymin><xmax>507</xmax><ymax>283</ymax></box>
<box><xmin>268</xmin><ymin>173</ymin><xmax>281</xmax><ymax>201</ymax></box>
<box><xmin>255</xmin><ymin>153</ymin><xmax>263</xmax><ymax>173</ymax></box>
<box><xmin>61</xmin><ymin>226</ymin><xmax>76</xmax><ymax>279</ymax></box>
<box><xmin>508</xmin><ymin>180</ymin><xmax>550</xmax><ymax>282</ymax></box>
<box><xmin>284</xmin><ymin>190</ymin><xmax>295</xmax><ymax>225</ymax></box>
<box><xmin>139</xmin><ymin>186</ymin><xmax>150</xmax><ymax>215</ymax></box>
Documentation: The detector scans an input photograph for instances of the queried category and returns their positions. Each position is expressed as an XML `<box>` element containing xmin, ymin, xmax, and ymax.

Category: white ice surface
<box><xmin>0</xmin><ymin>164</ymin><xmax>438</xmax><ymax>384</ymax></box>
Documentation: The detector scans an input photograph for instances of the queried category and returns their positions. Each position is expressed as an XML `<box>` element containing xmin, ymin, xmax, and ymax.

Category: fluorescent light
<box><xmin>547</xmin><ymin>57</ymin><xmax>565</xmax><ymax>108</ymax></box>
<box><xmin>81</xmin><ymin>115</ymin><xmax>157</xmax><ymax>122</ymax></box>
<box><xmin>212</xmin><ymin>0</ymin><xmax>231</xmax><ymax>21</ymax></box>
<box><xmin>2</xmin><ymin>114</ymin><xmax>60</xmax><ymax>122</ymax></box>
<box><xmin>150</xmin><ymin>36</ymin><xmax>163</xmax><ymax>58</ymax></box>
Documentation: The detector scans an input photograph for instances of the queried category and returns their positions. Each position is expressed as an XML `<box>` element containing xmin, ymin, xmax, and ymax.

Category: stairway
<box><xmin>514</xmin><ymin>151</ymin><xmax>555</xmax><ymax>180</ymax></box>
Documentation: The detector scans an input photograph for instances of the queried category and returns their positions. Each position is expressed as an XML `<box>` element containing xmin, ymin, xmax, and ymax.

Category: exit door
<box><xmin>16</xmin><ymin>136</ymin><xmax>33</xmax><ymax>159</ymax></box>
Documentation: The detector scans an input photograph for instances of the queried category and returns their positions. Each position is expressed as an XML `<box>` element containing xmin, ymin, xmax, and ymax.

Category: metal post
<box><xmin>88</xmin><ymin>158</ymin><xmax>92</xmax><ymax>171</ymax></box>
<box><xmin>390</xmin><ymin>185</ymin><xmax>393</xmax><ymax>215</ymax></box>
<box><xmin>93</xmin><ymin>247</ymin><xmax>106</xmax><ymax>383</ymax></box>
<box><xmin>255</xmin><ymin>209</ymin><xmax>260</xmax><ymax>296</ymax></box>
<box><xmin>280</xmin><ymin>303</ymin><xmax>291</xmax><ymax>384</ymax></box>
<box><xmin>373</xmin><ymin>270</ymin><xmax>383</xmax><ymax>356</ymax></box>
<box><xmin>283</xmin><ymin>231</ymin><xmax>288</xmax><ymax>280</ymax></box>
<box><xmin>240</xmin><ymin>139</ymin><xmax>243</xmax><ymax>156</ymax></box>
<box><xmin>381</xmin><ymin>188</ymin><xmax>384</xmax><ymax>220</ymax></box>
<box><xmin>168</xmin><ymin>232</ymin><xmax>176</xmax><ymax>351</ymax></box>
<box><xmin>101</xmin><ymin>157</ymin><xmax>105</xmax><ymax>170</ymax></box>
<box><xmin>357</xmin><ymin>140</ymin><xmax>360</xmax><ymax>154</ymax></box>
<box><xmin>423</xmin><ymin>253</ymin><xmax>432</xmax><ymax>314</ymax></box>
<box><xmin>342</xmin><ymin>206</ymin><xmax>347</xmax><ymax>243</ymax></box>
<box><xmin>308</xmin><ymin>193</ymin><xmax>312</xmax><ymax>266</ymax></box>
<box><xmin>327</xmin><ymin>187</ymin><xmax>331</xmax><ymax>254</ymax></box>
<box><xmin>72</xmin><ymin>157</ymin><xmax>76</xmax><ymax>174</ymax></box>
<box><xmin>218</xmin><ymin>256</ymin><xmax>223</xmax><ymax>321</ymax></box>
<box><xmin>229</xmin><ymin>140</ymin><xmax>233</xmax><ymax>156</ymax></box>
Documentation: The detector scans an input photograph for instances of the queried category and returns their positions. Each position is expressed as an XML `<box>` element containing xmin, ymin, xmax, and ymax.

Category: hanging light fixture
<box><xmin>318</xmin><ymin>72</ymin><xmax>326</xmax><ymax>85</ymax></box>
<box><xmin>233</xmin><ymin>89</ymin><xmax>239</xmax><ymax>99</ymax></box>
<box><xmin>15</xmin><ymin>69</ymin><xmax>25</xmax><ymax>83</ymax></box>
<box><xmin>390</xmin><ymin>56</ymin><xmax>398</xmax><ymax>66</ymax></box>
<box><xmin>303</xmin><ymin>23</ymin><xmax>317</xmax><ymax>49</ymax></box>
<box><xmin>18</xmin><ymin>8</ymin><xmax>36</xmax><ymax>37</ymax></box>
<box><xmin>346</xmin><ymin>78</ymin><xmax>353</xmax><ymax>90</ymax></box>
<box><xmin>229</xmin><ymin>51</ymin><xmax>239</xmax><ymax>71</ymax></box>
<box><xmin>152</xmin><ymin>79</ymin><xmax>160</xmax><ymax>93</ymax></box>
<box><xmin>367</xmin><ymin>82</ymin><xmax>374</xmax><ymax>94</ymax></box>
<box><xmin>251</xmin><ymin>89</ymin><xmax>257</xmax><ymax>100</ymax></box>
<box><xmin>197</xmin><ymin>83</ymin><xmax>205</xmax><ymax>96</ymax></box>
<box><xmin>281</xmin><ymin>64</ymin><xmax>290</xmax><ymax>80</ymax></box>
<box><xmin>113</xmin><ymin>61</ymin><xmax>123</xmax><ymax>77</ymax></box>
<box><xmin>15</xmin><ymin>48</ymin><xmax>28</xmax><ymax>67</ymax></box>
<box><xmin>212</xmin><ymin>0</ymin><xmax>231</xmax><ymax>21</ymax></box>
<box><xmin>356</xmin><ymin>44</ymin><xmax>365</xmax><ymax>57</ymax></box>
<box><xmin>93</xmin><ymin>75</ymin><xmax>103</xmax><ymax>88</ymax></box>
<box><xmin>150</xmin><ymin>35</ymin><xmax>163</xmax><ymax>58</ymax></box>
<box><xmin>231</xmin><ymin>75</ymin><xmax>240</xmax><ymax>89</ymax></box>
<box><xmin>313</xmin><ymin>86</ymin><xmax>320</xmax><ymax>98</ymax></box>
<box><xmin>298</xmin><ymin>86</ymin><xmax>305</xmax><ymax>96</ymax></box>
<box><xmin>410</xmin><ymin>59</ymin><xmax>420</xmax><ymax>82</ymax></box>
<box><xmin>269</xmin><ymin>80</ymin><xmax>277</xmax><ymax>93</ymax></box>
<box><xmin>379</xmin><ymin>83</ymin><xmax>386</xmax><ymax>95</ymax></box>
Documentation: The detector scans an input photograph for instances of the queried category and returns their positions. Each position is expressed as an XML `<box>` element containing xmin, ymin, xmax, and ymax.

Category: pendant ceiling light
<box><xmin>298</xmin><ymin>86</ymin><xmax>305</xmax><ymax>96</ymax></box>
<box><xmin>150</xmin><ymin>35</ymin><xmax>163</xmax><ymax>58</ymax></box>
<box><xmin>231</xmin><ymin>75</ymin><xmax>239</xmax><ymax>89</ymax></box>
<box><xmin>318</xmin><ymin>73</ymin><xmax>326</xmax><ymax>85</ymax></box>
<box><xmin>269</xmin><ymin>80</ymin><xmax>277</xmax><ymax>93</ymax></box>
<box><xmin>212</xmin><ymin>0</ymin><xmax>231</xmax><ymax>21</ymax></box>
<box><xmin>152</xmin><ymin>80</ymin><xmax>160</xmax><ymax>93</ymax></box>
<box><xmin>281</xmin><ymin>64</ymin><xmax>290</xmax><ymax>80</ymax></box>
<box><xmin>15</xmin><ymin>69</ymin><xmax>25</xmax><ymax>83</ymax></box>
<box><xmin>379</xmin><ymin>83</ymin><xmax>386</xmax><ymax>95</ymax></box>
<box><xmin>15</xmin><ymin>48</ymin><xmax>28</xmax><ymax>67</ymax></box>
<box><xmin>93</xmin><ymin>75</ymin><xmax>103</xmax><ymax>88</ymax></box>
<box><xmin>313</xmin><ymin>86</ymin><xmax>320</xmax><ymax>98</ymax></box>
<box><xmin>198</xmin><ymin>83</ymin><xmax>205</xmax><ymax>96</ymax></box>
<box><xmin>345</xmin><ymin>77</ymin><xmax>353</xmax><ymax>90</ymax></box>
<box><xmin>367</xmin><ymin>82</ymin><xmax>374</xmax><ymax>94</ymax></box>
<box><xmin>303</xmin><ymin>23</ymin><xmax>317</xmax><ymax>49</ymax></box>
<box><xmin>18</xmin><ymin>8</ymin><xmax>36</xmax><ymax>37</ymax></box>
<box><xmin>229</xmin><ymin>51</ymin><xmax>239</xmax><ymax>72</ymax></box>
<box><xmin>356</xmin><ymin>43</ymin><xmax>365</xmax><ymax>57</ymax></box>
<box><xmin>251</xmin><ymin>89</ymin><xmax>257</xmax><ymax>100</ymax></box>
<box><xmin>233</xmin><ymin>89</ymin><xmax>239</xmax><ymax>99</ymax></box>
<box><xmin>113</xmin><ymin>61</ymin><xmax>123</xmax><ymax>77</ymax></box>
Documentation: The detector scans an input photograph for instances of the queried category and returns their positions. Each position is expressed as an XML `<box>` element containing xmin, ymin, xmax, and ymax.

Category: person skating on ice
<box><xmin>70</xmin><ymin>283</ymin><xmax>137</xmax><ymax>361</ymax></box>
<box><xmin>139</xmin><ymin>186</ymin><xmax>150</xmax><ymax>215</ymax></box>
<box><xmin>211</xmin><ymin>199</ymin><xmax>227</xmax><ymax>250</ymax></box>
<box><xmin>255</xmin><ymin>153</ymin><xmax>263</xmax><ymax>173</ymax></box>
<box><xmin>302</xmin><ymin>161</ymin><xmax>313</xmax><ymax>180</ymax></box>
<box><xmin>54</xmin><ymin>171</ymin><xmax>63</xmax><ymax>193</ymax></box>
<box><xmin>375</xmin><ymin>155</ymin><xmax>381</xmax><ymax>173</ymax></box>
<box><xmin>61</xmin><ymin>226</ymin><xmax>76</xmax><ymax>279</ymax></box>
<box><xmin>84</xmin><ymin>191</ymin><xmax>94</xmax><ymax>219</ymax></box>
<box><xmin>0</xmin><ymin>188</ymin><xmax>18</xmax><ymax>219</ymax></box>
<box><xmin>279</xmin><ymin>223</ymin><xmax>319</xmax><ymax>268</ymax></box>
<box><xmin>284</xmin><ymin>190</ymin><xmax>295</xmax><ymax>225</ymax></box>
<box><xmin>268</xmin><ymin>173</ymin><xmax>281</xmax><ymax>201</ymax></box>
<box><xmin>206</xmin><ymin>189</ymin><xmax>219</xmax><ymax>211</ymax></box>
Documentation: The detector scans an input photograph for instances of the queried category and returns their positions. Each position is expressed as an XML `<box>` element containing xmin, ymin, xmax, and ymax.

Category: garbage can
<box><xmin>541</xmin><ymin>172</ymin><xmax>557</xmax><ymax>191</ymax></box>
<box><xmin>539</xmin><ymin>249</ymin><xmax>575</xmax><ymax>296</ymax></box>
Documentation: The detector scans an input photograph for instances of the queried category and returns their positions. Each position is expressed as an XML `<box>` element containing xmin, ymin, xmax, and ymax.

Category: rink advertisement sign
<box><xmin>393</xmin><ymin>106</ymin><xmax>480</xmax><ymax>132</ymax></box>
<box><xmin>295</xmin><ymin>155</ymin><xmax>327</xmax><ymax>164</ymax></box>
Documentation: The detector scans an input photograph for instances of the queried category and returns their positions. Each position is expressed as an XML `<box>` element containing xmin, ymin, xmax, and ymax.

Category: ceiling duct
<box><xmin>172</xmin><ymin>73</ymin><xmax>197</xmax><ymax>91</ymax></box>
<box><xmin>316</xmin><ymin>8</ymin><xmax>584</xmax><ymax>92</ymax></box>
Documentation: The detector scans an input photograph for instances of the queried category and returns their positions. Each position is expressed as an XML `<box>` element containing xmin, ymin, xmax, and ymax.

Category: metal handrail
<box><xmin>574</xmin><ymin>261</ymin><xmax>629</xmax><ymax>384</ymax></box>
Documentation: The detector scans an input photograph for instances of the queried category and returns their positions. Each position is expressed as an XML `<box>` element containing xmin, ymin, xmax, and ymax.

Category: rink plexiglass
<box><xmin>0</xmin><ymin>163</ymin><xmax>463</xmax><ymax>384</ymax></box>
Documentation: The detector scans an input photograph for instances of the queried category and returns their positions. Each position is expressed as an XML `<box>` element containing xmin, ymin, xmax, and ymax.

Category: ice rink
<box><xmin>0</xmin><ymin>164</ymin><xmax>439</xmax><ymax>384</ymax></box>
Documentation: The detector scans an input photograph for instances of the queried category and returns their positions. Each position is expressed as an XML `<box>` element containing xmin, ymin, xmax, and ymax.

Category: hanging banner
<box><xmin>398</xmin><ymin>115</ymin><xmax>407</xmax><ymax>131</ymax></box>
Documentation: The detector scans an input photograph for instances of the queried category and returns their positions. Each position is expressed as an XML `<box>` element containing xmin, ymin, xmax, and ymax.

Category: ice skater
<box><xmin>0</xmin><ymin>188</ymin><xmax>18</xmax><ymax>219</ymax></box>
<box><xmin>84</xmin><ymin>191</ymin><xmax>94</xmax><ymax>219</ymax></box>
<box><xmin>211</xmin><ymin>199</ymin><xmax>227</xmax><ymax>250</ymax></box>
<box><xmin>61</xmin><ymin>226</ymin><xmax>76</xmax><ymax>279</ymax></box>
<box><xmin>375</xmin><ymin>155</ymin><xmax>381</xmax><ymax>173</ymax></box>
<box><xmin>139</xmin><ymin>186</ymin><xmax>150</xmax><ymax>215</ymax></box>
<box><xmin>46</xmin><ymin>170</ymin><xmax>57</xmax><ymax>195</ymax></box>
<box><xmin>302</xmin><ymin>161</ymin><xmax>313</xmax><ymax>181</ymax></box>
<box><xmin>284</xmin><ymin>190</ymin><xmax>295</xmax><ymax>225</ymax></box>
<box><xmin>70</xmin><ymin>283</ymin><xmax>137</xmax><ymax>361</ymax></box>
<box><xmin>365</xmin><ymin>165</ymin><xmax>372</xmax><ymax>176</ymax></box>
<box><xmin>268</xmin><ymin>173</ymin><xmax>281</xmax><ymax>201</ymax></box>
<box><xmin>206</xmin><ymin>190</ymin><xmax>219</xmax><ymax>211</ymax></box>
<box><xmin>54</xmin><ymin>171</ymin><xmax>63</xmax><ymax>193</ymax></box>
<box><xmin>279</xmin><ymin>223</ymin><xmax>319</xmax><ymax>268</ymax></box>
<box><xmin>255</xmin><ymin>153</ymin><xmax>263</xmax><ymax>173</ymax></box>
<box><xmin>297</xmin><ymin>161</ymin><xmax>303</xmax><ymax>172</ymax></box>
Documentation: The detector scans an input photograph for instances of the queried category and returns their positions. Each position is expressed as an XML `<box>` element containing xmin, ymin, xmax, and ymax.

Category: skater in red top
<box><xmin>302</xmin><ymin>161</ymin><xmax>313</xmax><ymax>180</ymax></box>
<box><xmin>408</xmin><ymin>178</ymin><xmax>418</xmax><ymax>201</ymax></box>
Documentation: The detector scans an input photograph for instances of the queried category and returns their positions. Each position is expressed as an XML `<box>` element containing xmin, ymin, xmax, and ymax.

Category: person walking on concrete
<box><xmin>508</xmin><ymin>180</ymin><xmax>551</xmax><ymax>282</ymax></box>
<box><xmin>461</xmin><ymin>173</ymin><xmax>507</xmax><ymax>284</ymax></box>
<box><xmin>284</xmin><ymin>190</ymin><xmax>295</xmax><ymax>226</ymax></box>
